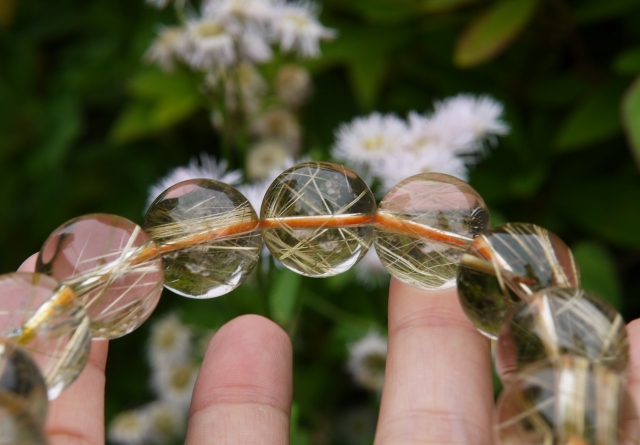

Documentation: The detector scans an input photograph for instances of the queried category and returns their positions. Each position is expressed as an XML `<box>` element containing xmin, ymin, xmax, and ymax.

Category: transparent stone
<box><xmin>374</xmin><ymin>173</ymin><xmax>490</xmax><ymax>290</ymax></box>
<box><xmin>457</xmin><ymin>223</ymin><xmax>579</xmax><ymax>339</ymax></box>
<box><xmin>495</xmin><ymin>357</ymin><xmax>639</xmax><ymax>445</ymax></box>
<box><xmin>261</xmin><ymin>162</ymin><xmax>376</xmax><ymax>277</ymax></box>
<box><xmin>0</xmin><ymin>339</ymin><xmax>48</xmax><ymax>424</ymax></box>
<box><xmin>0</xmin><ymin>273</ymin><xmax>90</xmax><ymax>400</ymax></box>
<box><xmin>144</xmin><ymin>179</ymin><xmax>262</xmax><ymax>298</ymax></box>
<box><xmin>0</xmin><ymin>392</ymin><xmax>48</xmax><ymax>445</ymax></box>
<box><xmin>37</xmin><ymin>214</ymin><xmax>164</xmax><ymax>339</ymax></box>
<box><xmin>496</xmin><ymin>287</ymin><xmax>629</xmax><ymax>380</ymax></box>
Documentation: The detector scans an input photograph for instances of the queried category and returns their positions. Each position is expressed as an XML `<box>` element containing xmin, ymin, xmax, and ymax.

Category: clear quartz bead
<box><xmin>36</xmin><ymin>214</ymin><xmax>164</xmax><ymax>339</ymax></box>
<box><xmin>0</xmin><ymin>339</ymin><xmax>48</xmax><ymax>424</ymax></box>
<box><xmin>496</xmin><ymin>287</ymin><xmax>629</xmax><ymax>381</ymax></box>
<box><xmin>261</xmin><ymin>162</ymin><xmax>376</xmax><ymax>277</ymax></box>
<box><xmin>0</xmin><ymin>391</ymin><xmax>48</xmax><ymax>445</ymax></box>
<box><xmin>457</xmin><ymin>223</ymin><xmax>579</xmax><ymax>339</ymax></box>
<box><xmin>495</xmin><ymin>357</ymin><xmax>639</xmax><ymax>445</ymax></box>
<box><xmin>0</xmin><ymin>273</ymin><xmax>90</xmax><ymax>400</ymax></box>
<box><xmin>374</xmin><ymin>173</ymin><xmax>490</xmax><ymax>290</ymax></box>
<box><xmin>144</xmin><ymin>179</ymin><xmax>263</xmax><ymax>298</ymax></box>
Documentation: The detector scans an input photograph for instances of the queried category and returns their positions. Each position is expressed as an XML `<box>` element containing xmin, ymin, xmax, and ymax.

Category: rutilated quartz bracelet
<box><xmin>0</xmin><ymin>161</ymin><xmax>635</xmax><ymax>444</ymax></box>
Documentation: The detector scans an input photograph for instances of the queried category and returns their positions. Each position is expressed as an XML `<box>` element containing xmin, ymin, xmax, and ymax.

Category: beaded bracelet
<box><xmin>0</xmin><ymin>160</ymin><xmax>636</xmax><ymax>444</ymax></box>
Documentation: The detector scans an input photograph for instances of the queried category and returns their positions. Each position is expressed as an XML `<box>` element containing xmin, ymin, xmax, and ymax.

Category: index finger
<box><xmin>375</xmin><ymin>278</ymin><xmax>494</xmax><ymax>445</ymax></box>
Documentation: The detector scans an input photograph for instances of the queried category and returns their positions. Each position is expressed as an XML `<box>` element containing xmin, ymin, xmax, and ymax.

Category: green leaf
<box><xmin>554</xmin><ymin>85</ymin><xmax>623</xmax><ymax>152</ymax></box>
<box><xmin>622</xmin><ymin>76</ymin><xmax>640</xmax><ymax>169</ymax></box>
<box><xmin>308</xmin><ymin>24</ymin><xmax>412</xmax><ymax>108</ymax></box>
<box><xmin>29</xmin><ymin>94</ymin><xmax>82</xmax><ymax>174</ymax></box>
<box><xmin>0</xmin><ymin>0</ymin><xmax>17</xmax><ymax>27</ymax></box>
<box><xmin>454</xmin><ymin>0</ymin><xmax>539</xmax><ymax>68</ymax></box>
<box><xmin>555</xmin><ymin>179</ymin><xmax>640</xmax><ymax>248</ymax></box>
<box><xmin>422</xmin><ymin>0</ymin><xmax>481</xmax><ymax>13</ymax></box>
<box><xmin>111</xmin><ymin>68</ymin><xmax>201</xmax><ymax>143</ymax></box>
<box><xmin>572</xmin><ymin>242</ymin><xmax>621</xmax><ymax>309</ymax></box>
<box><xmin>612</xmin><ymin>47</ymin><xmax>640</xmax><ymax>76</ymax></box>
<box><xmin>269</xmin><ymin>269</ymin><xmax>302</xmax><ymax>325</ymax></box>
<box><xmin>573</xmin><ymin>0</ymin><xmax>640</xmax><ymax>24</ymax></box>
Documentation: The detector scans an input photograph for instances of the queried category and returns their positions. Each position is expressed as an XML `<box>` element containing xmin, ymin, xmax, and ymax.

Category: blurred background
<box><xmin>2</xmin><ymin>0</ymin><xmax>640</xmax><ymax>443</ymax></box>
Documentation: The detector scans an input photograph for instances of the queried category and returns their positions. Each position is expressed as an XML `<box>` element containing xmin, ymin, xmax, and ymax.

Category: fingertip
<box><xmin>186</xmin><ymin>314</ymin><xmax>293</xmax><ymax>445</ymax></box>
<box><xmin>192</xmin><ymin>313</ymin><xmax>293</xmax><ymax>415</ymax></box>
<box><xmin>18</xmin><ymin>253</ymin><xmax>39</xmax><ymax>272</ymax></box>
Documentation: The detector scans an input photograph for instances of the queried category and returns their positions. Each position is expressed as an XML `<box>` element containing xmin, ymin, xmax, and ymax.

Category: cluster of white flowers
<box><xmin>145</xmin><ymin>0</ymin><xmax>335</xmax><ymax>74</ymax></box>
<box><xmin>346</xmin><ymin>330</ymin><xmax>388</xmax><ymax>393</ymax></box>
<box><xmin>108</xmin><ymin>314</ymin><xmax>213</xmax><ymax>445</ymax></box>
<box><xmin>332</xmin><ymin>94</ymin><xmax>509</xmax><ymax>193</ymax></box>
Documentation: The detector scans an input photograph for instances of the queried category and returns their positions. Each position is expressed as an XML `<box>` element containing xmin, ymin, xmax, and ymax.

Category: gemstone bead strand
<box><xmin>0</xmin><ymin>162</ymin><xmax>635</xmax><ymax>444</ymax></box>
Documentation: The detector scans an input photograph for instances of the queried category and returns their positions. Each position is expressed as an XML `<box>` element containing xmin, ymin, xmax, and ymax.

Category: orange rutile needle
<box><xmin>259</xmin><ymin>214</ymin><xmax>375</xmax><ymax>229</ymax></box>
<box><xmin>16</xmin><ymin>285</ymin><xmax>78</xmax><ymax>345</ymax></box>
<box><xmin>156</xmin><ymin>219</ymin><xmax>261</xmax><ymax>254</ymax></box>
<box><xmin>374</xmin><ymin>212</ymin><xmax>472</xmax><ymax>247</ymax></box>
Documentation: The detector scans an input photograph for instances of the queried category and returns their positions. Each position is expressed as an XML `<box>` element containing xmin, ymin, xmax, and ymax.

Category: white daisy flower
<box><xmin>108</xmin><ymin>408</ymin><xmax>153</xmax><ymax>445</ymax></box>
<box><xmin>184</xmin><ymin>17</ymin><xmax>236</xmax><ymax>71</ymax></box>
<box><xmin>146</xmin><ymin>154</ymin><xmax>242</xmax><ymax>210</ymax></box>
<box><xmin>271</xmin><ymin>1</ymin><xmax>336</xmax><ymax>57</ymax></box>
<box><xmin>143</xmin><ymin>401</ymin><xmax>188</xmax><ymax>443</ymax></box>
<box><xmin>347</xmin><ymin>331</ymin><xmax>388</xmax><ymax>392</ymax></box>
<box><xmin>239</xmin><ymin>26</ymin><xmax>273</xmax><ymax>63</ymax></box>
<box><xmin>148</xmin><ymin>313</ymin><xmax>192</xmax><ymax>368</ymax></box>
<box><xmin>274</xmin><ymin>64</ymin><xmax>312</xmax><ymax>108</ymax></box>
<box><xmin>246</xmin><ymin>139</ymin><xmax>291</xmax><ymax>181</ymax></box>
<box><xmin>372</xmin><ymin>149</ymin><xmax>468</xmax><ymax>194</ymax></box>
<box><xmin>332</xmin><ymin>113</ymin><xmax>407</xmax><ymax>175</ymax></box>
<box><xmin>144</xmin><ymin>26</ymin><xmax>190</xmax><ymax>72</ymax></box>
<box><xmin>251</xmin><ymin>108</ymin><xmax>301</xmax><ymax>152</ymax></box>
<box><xmin>202</xmin><ymin>0</ymin><xmax>276</xmax><ymax>25</ymax></box>
<box><xmin>354</xmin><ymin>248</ymin><xmax>389</xmax><ymax>288</ymax></box>
<box><xmin>146</xmin><ymin>0</ymin><xmax>185</xmax><ymax>9</ymax></box>
<box><xmin>151</xmin><ymin>361</ymin><xmax>199</xmax><ymax>410</ymax></box>
<box><xmin>430</xmin><ymin>94</ymin><xmax>509</xmax><ymax>155</ymax></box>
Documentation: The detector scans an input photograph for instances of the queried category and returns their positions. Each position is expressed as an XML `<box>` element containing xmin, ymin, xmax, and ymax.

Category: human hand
<box><xmin>17</xmin><ymin>254</ymin><xmax>640</xmax><ymax>445</ymax></box>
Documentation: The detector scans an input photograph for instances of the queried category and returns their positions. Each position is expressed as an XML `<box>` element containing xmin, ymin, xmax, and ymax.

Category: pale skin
<box><xmin>18</xmin><ymin>255</ymin><xmax>640</xmax><ymax>445</ymax></box>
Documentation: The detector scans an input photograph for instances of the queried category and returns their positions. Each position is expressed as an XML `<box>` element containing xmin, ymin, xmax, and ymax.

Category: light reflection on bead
<box><xmin>0</xmin><ymin>273</ymin><xmax>90</xmax><ymax>400</ymax></box>
<box><xmin>144</xmin><ymin>179</ymin><xmax>262</xmax><ymax>299</ymax></box>
<box><xmin>496</xmin><ymin>287</ymin><xmax>629</xmax><ymax>381</ymax></box>
<box><xmin>261</xmin><ymin>162</ymin><xmax>376</xmax><ymax>277</ymax></box>
<box><xmin>374</xmin><ymin>173</ymin><xmax>490</xmax><ymax>290</ymax></box>
<box><xmin>0</xmin><ymin>339</ymin><xmax>48</xmax><ymax>424</ymax></box>
<box><xmin>457</xmin><ymin>223</ymin><xmax>579</xmax><ymax>339</ymax></box>
<box><xmin>36</xmin><ymin>214</ymin><xmax>164</xmax><ymax>339</ymax></box>
<box><xmin>495</xmin><ymin>357</ymin><xmax>639</xmax><ymax>445</ymax></box>
<box><xmin>0</xmin><ymin>391</ymin><xmax>47</xmax><ymax>445</ymax></box>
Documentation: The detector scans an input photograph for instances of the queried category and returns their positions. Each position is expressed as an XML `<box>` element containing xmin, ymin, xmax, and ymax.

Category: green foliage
<box><xmin>622</xmin><ymin>76</ymin><xmax>640</xmax><ymax>168</ymax></box>
<box><xmin>454</xmin><ymin>0</ymin><xmax>539</xmax><ymax>68</ymax></box>
<box><xmin>111</xmin><ymin>68</ymin><xmax>202</xmax><ymax>143</ymax></box>
<box><xmin>572</xmin><ymin>241</ymin><xmax>622</xmax><ymax>309</ymax></box>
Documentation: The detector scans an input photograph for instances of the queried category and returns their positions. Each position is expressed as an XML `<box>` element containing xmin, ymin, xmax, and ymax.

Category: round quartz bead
<box><xmin>144</xmin><ymin>179</ymin><xmax>263</xmax><ymax>298</ymax></box>
<box><xmin>457</xmin><ymin>223</ymin><xmax>579</xmax><ymax>339</ymax></box>
<box><xmin>496</xmin><ymin>287</ymin><xmax>629</xmax><ymax>381</ymax></box>
<box><xmin>374</xmin><ymin>173</ymin><xmax>490</xmax><ymax>290</ymax></box>
<box><xmin>0</xmin><ymin>392</ymin><xmax>47</xmax><ymax>445</ymax></box>
<box><xmin>261</xmin><ymin>161</ymin><xmax>376</xmax><ymax>277</ymax></box>
<box><xmin>36</xmin><ymin>214</ymin><xmax>164</xmax><ymax>339</ymax></box>
<box><xmin>495</xmin><ymin>357</ymin><xmax>639</xmax><ymax>445</ymax></box>
<box><xmin>0</xmin><ymin>273</ymin><xmax>90</xmax><ymax>399</ymax></box>
<box><xmin>0</xmin><ymin>339</ymin><xmax>48</xmax><ymax>424</ymax></box>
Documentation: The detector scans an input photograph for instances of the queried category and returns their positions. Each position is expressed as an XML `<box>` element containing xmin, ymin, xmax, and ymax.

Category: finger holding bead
<box><xmin>375</xmin><ymin>278</ymin><xmax>494</xmax><ymax>445</ymax></box>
